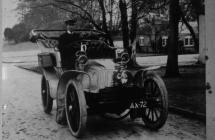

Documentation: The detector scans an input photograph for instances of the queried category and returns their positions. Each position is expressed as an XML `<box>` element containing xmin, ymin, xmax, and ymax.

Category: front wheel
<box><xmin>142</xmin><ymin>72</ymin><xmax>168</xmax><ymax>130</ymax></box>
<box><xmin>41</xmin><ymin>76</ymin><xmax>53</xmax><ymax>114</ymax></box>
<box><xmin>65</xmin><ymin>80</ymin><xmax>87</xmax><ymax>137</ymax></box>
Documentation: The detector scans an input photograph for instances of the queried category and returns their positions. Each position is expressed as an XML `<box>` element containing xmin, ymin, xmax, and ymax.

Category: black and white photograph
<box><xmin>1</xmin><ymin>0</ymin><xmax>214</xmax><ymax>140</ymax></box>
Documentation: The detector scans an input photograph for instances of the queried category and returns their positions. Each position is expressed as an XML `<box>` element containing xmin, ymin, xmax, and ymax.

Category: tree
<box><xmin>16</xmin><ymin>0</ymin><xmax>66</xmax><ymax>30</ymax></box>
<box><xmin>12</xmin><ymin>23</ymin><xmax>29</xmax><ymax>43</ymax></box>
<box><xmin>130</xmin><ymin>0</ymin><xmax>138</xmax><ymax>43</ymax></box>
<box><xmin>165</xmin><ymin>0</ymin><xmax>205</xmax><ymax>76</ymax></box>
<box><xmin>165</xmin><ymin>0</ymin><xmax>180</xmax><ymax>77</ymax></box>
<box><xmin>4</xmin><ymin>28</ymin><xmax>14</xmax><ymax>41</ymax></box>
<box><xmin>118</xmin><ymin>0</ymin><xmax>141</xmax><ymax>67</ymax></box>
<box><xmin>119</xmin><ymin>0</ymin><xmax>130</xmax><ymax>51</ymax></box>
<box><xmin>179</xmin><ymin>0</ymin><xmax>205</xmax><ymax>52</ymax></box>
<box><xmin>118</xmin><ymin>0</ymin><xmax>168</xmax><ymax>67</ymax></box>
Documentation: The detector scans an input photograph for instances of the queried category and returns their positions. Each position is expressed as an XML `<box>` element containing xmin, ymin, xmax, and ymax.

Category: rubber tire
<box><xmin>142</xmin><ymin>71</ymin><xmax>168</xmax><ymax>130</ymax></box>
<box><xmin>65</xmin><ymin>80</ymin><xmax>87</xmax><ymax>138</ymax></box>
<box><xmin>41</xmin><ymin>76</ymin><xmax>53</xmax><ymax>114</ymax></box>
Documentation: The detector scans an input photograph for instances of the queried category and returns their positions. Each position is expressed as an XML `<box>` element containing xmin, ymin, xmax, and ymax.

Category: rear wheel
<box><xmin>41</xmin><ymin>76</ymin><xmax>53</xmax><ymax>114</ymax></box>
<box><xmin>65</xmin><ymin>80</ymin><xmax>87</xmax><ymax>137</ymax></box>
<box><xmin>142</xmin><ymin>72</ymin><xmax>168</xmax><ymax>130</ymax></box>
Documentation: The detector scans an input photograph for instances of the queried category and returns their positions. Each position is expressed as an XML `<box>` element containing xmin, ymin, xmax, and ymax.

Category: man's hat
<box><xmin>65</xmin><ymin>19</ymin><xmax>77</xmax><ymax>25</ymax></box>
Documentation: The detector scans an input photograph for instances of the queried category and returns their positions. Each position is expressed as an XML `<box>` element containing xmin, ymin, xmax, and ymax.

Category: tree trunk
<box><xmin>130</xmin><ymin>0</ymin><xmax>137</xmax><ymax>43</ymax></box>
<box><xmin>119</xmin><ymin>0</ymin><xmax>130</xmax><ymax>51</ymax></box>
<box><xmin>179</xmin><ymin>8</ymin><xmax>199</xmax><ymax>52</ymax></box>
<box><xmin>119</xmin><ymin>0</ymin><xmax>140</xmax><ymax>68</ymax></box>
<box><xmin>98</xmin><ymin>0</ymin><xmax>108</xmax><ymax>33</ymax></box>
<box><xmin>109</xmin><ymin>0</ymin><xmax>114</xmax><ymax>30</ymax></box>
<box><xmin>165</xmin><ymin>0</ymin><xmax>180</xmax><ymax>77</ymax></box>
<box><xmin>129</xmin><ymin>0</ymin><xmax>140</xmax><ymax>67</ymax></box>
<box><xmin>98</xmin><ymin>0</ymin><xmax>114</xmax><ymax>46</ymax></box>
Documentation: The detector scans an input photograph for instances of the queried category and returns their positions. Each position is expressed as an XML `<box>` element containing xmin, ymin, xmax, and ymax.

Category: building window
<box><xmin>190</xmin><ymin>38</ymin><xmax>194</xmax><ymax>45</ymax></box>
<box><xmin>184</xmin><ymin>38</ymin><xmax>189</xmax><ymax>46</ymax></box>
<box><xmin>184</xmin><ymin>36</ymin><xmax>194</xmax><ymax>47</ymax></box>
<box><xmin>162</xmin><ymin>36</ymin><xmax>168</xmax><ymax>47</ymax></box>
<box><xmin>139</xmin><ymin>36</ymin><xmax>144</xmax><ymax>46</ymax></box>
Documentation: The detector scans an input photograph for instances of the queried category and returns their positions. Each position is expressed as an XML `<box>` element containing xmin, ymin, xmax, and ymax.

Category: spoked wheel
<box><xmin>41</xmin><ymin>76</ymin><xmax>53</xmax><ymax>114</ymax></box>
<box><xmin>65</xmin><ymin>80</ymin><xmax>87</xmax><ymax>137</ymax></box>
<box><xmin>142</xmin><ymin>72</ymin><xmax>168</xmax><ymax>130</ymax></box>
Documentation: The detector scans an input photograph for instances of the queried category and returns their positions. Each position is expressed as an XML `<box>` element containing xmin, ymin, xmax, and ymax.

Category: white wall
<box><xmin>206</xmin><ymin>0</ymin><xmax>215</xmax><ymax>139</ymax></box>
<box><xmin>113</xmin><ymin>40</ymin><xmax>123</xmax><ymax>48</ymax></box>
<box><xmin>0</xmin><ymin>0</ymin><xmax>2</xmax><ymax>138</ymax></box>
<box><xmin>198</xmin><ymin>15</ymin><xmax>206</xmax><ymax>64</ymax></box>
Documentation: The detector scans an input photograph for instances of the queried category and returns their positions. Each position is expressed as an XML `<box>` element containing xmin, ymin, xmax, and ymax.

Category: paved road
<box><xmin>2</xmin><ymin>52</ymin><xmax>205</xmax><ymax>140</ymax></box>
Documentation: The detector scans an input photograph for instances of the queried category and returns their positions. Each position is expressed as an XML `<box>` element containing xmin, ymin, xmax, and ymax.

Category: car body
<box><xmin>30</xmin><ymin>29</ymin><xmax>168</xmax><ymax>137</ymax></box>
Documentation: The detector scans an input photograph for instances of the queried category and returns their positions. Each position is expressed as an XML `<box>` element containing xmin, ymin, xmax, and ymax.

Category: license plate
<box><xmin>130</xmin><ymin>101</ymin><xmax>147</xmax><ymax>109</ymax></box>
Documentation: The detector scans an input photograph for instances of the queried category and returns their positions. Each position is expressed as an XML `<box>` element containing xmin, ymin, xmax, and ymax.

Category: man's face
<box><xmin>67</xmin><ymin>24</ymin><xmax>74</xmax><ymax>31</ymax></box>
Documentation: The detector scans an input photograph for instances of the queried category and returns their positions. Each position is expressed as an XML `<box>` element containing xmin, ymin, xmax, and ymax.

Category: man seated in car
<box><xmin>58</xmin><ymin>19</ymin><xmax>79</xmax><ymax>69</ymax></box>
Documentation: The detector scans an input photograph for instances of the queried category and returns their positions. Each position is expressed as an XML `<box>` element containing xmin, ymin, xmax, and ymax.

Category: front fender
<box><xmin>57</xmin><ymin>70</ymin><xmax>90</xmax><ymax>102</ymax></box>
<box><xmin>56</xmin><ymin>70</ymin><xmax>90</xmax><ymax>124</ymax></box>
<box><xmin>134</xmin><ymin>69</ymin><xmax>158</xmax><ymax>87</ymax></box>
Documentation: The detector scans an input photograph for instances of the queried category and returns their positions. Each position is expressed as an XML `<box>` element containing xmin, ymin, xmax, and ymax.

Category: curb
<box><xmin>169</xmin><ymin>106</ymin><xmax>206</xmax><ymax>122</ymax></box>
<box><xmin>16</xmin><ymin>65</ymin><xmax>42</xmax><ymax>74</ymax></box>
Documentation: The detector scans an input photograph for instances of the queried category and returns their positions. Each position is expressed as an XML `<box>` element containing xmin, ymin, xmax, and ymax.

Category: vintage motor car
<box><xmin>30</xmin><ymin>29</ymin><xmax>168</xmax><ymax>137</ymax></box>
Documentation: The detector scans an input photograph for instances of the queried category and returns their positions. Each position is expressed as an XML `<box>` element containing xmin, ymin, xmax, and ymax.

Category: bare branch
<box><xmin>179</xmin><ymin>7</ymin><xmax>198</xmax><ymax>51</ymax></box>
<box><xmin>29</xmin><ymin>3</ymin><xmax>53</xmax><ymax>9</ymax></box>
<box><xmin>54</xmin><ymin>0</ymin><xmax>94</xmax><ymax>21</ymax></box>
<box><xmin>30</xmin><ymin>2</ymin><xmax>102</xmax><ymax>31</ymax></box>
<box><xmin>53</xmin><ymin>0</ymin><xmax>102</xmax><ymax>30</ymax></box>
<box><xmin>138</xmin><ymin>0</ymin><xmax>169</xmax><ymax>13</ymax></box>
